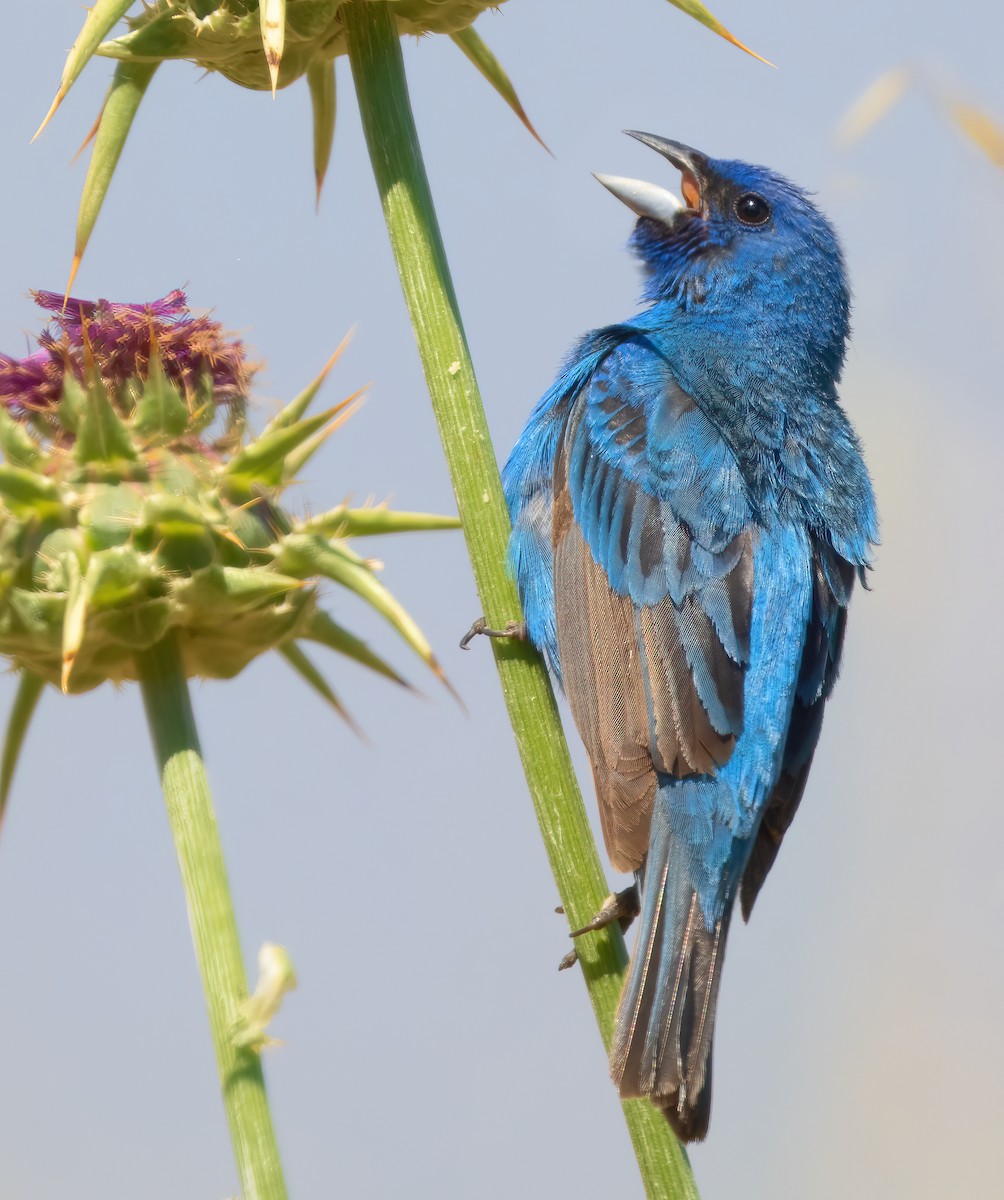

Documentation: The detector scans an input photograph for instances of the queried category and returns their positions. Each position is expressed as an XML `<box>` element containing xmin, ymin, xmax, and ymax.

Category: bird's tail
<box><xmin>610</xmin><ymin>793</ymin><xmax>733</xmax><ymax>1142</ymax></box>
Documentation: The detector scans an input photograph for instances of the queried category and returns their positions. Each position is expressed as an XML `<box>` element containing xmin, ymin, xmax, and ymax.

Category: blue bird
<box><xmin>500</xmin><ymin>133</ymin><xmax>877</xmax><ymax>1140</ymax></box>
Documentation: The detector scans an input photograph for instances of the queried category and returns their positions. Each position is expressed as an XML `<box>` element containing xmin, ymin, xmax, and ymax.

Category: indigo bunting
<box><xmin>500</xmin><ymin>133</ymin><xmax>877</xmax><ymax>1140</ymax></box>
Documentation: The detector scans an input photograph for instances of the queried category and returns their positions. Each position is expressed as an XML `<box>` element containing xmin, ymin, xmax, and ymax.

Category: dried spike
<box><xmin>944</xmin><ymin>97</ymin><xmax>1004</xmax><ymax>167</ymax></box>
<box><xmin>0</xmin><ymin>671</ymin><xmax>45</xmax><ymax>828</ymax></box>
<box><xmin>450</xmin><ymin>27</ymin><xmax>551</xmax><ymax>154</ymax></box>
<box><xmin>31</xmin><ymin>0</ymin><xmax>135</xmax><ymax>142</ymax></box>
<box><xmin>259</xmin><ymin>0</ymin><xmax>287</xmax><ymax>97</ymax></box>
<box><xmin>307</xmin><ymin>60</ymin><xmax>336</xmax><ymax>208</ymax></box>
<box><xmin>835</xmin><ymin>66</ymin><xmax>912</xmax><ymax>149</ymax></box>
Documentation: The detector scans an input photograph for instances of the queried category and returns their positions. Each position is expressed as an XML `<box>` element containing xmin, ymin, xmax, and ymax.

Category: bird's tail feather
<box><xmin>610</xmin><ymin>798</ymin><xmax>733</xmax><ymax>1142</ymax></box>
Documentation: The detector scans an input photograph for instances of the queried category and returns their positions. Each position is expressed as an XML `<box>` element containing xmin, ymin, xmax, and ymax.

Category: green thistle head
<box><xmin>0</xmin><ymin>289</ymin><xmax>455</xmax><ymax>700</ymax></box>
<box><xmin>35</xmin><ymin>0</ymin><xmax>551</xmax><ymax>287</ymax></box>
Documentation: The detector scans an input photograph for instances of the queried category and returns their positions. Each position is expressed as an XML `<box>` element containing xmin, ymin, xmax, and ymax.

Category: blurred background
<box><xmin>0</xmin><ymin>1</ymin><xmax>1001</xmax><ymax>1197</ymax></box>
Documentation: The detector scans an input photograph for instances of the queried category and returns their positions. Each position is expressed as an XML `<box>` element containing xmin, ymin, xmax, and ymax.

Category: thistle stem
<box><xmin>137</xmin><ymin>632</ymin><xmax>287</xmax><ymax>1200</ymax></box>
<box><xmin>345</xmin><ymin>5</ymin><xmax>697</xmax><ymax>1195</ymax></box>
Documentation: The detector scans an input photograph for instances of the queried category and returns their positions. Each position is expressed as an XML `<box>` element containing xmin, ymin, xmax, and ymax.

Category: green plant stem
<box><xmin>345</xmin><ymin>5</ymin><xmax>696</xmax><ymax>1196</ymax></box>
<box><xmin>137</xmin><ymin>633</ymin><xmax>288</xmax><ymax>1200</ymax></box>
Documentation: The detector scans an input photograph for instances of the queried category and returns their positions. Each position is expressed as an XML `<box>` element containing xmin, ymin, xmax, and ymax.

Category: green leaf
<box><xmin>79</xmin><ymin>483</ymin><xmax>145</xmax><ymax>550</ymax></box>
<box><xmin>70</xmin><ymin>58</ymin><xmax>159</xmax><ymax>294</ymax></box>
<box><xmin>58</xmin><ymin>371</ymin><xmax>87</xmax><ymax>433</ymax></box>
<box><xmin>173</xmin><ymin>566</ymin><xmax>305</xmax><ymax>616</ymax></box>
<box><xmin>298</xmin><ymin>504</ymin><xmax>461</xmax><ymax>538</ymax></box>
<box><xmin>0</xmin><ymin>467</ymin><xmax>62</xmax><ymax>515</ymax></box>
<box><xmin>257</xmin><ymin>339</ymin><xmax>347</xmax><ymax>437</ymax></box>
<box><xmin>32</xmin><ymin>530</ymin><xmax>84</xmax><ymax>591</ymax></box>
<box><xmin>74</xmin><ymin>374</ymin><xmax>140</xmax><ymax>468</ymax></box>
<box><xmin>0</xmin><ymin>409</ymin><xmax>41</xmax><ymax>469</ymax></box>
<box><xmin>133</xmin><ymin>340</ymin><xmax>190</xmax><ymax>438</ymax></box>
<box><xmin>307</xmin><ymin>59</ymin><xmax>336</xmax><ymax>206</ymax></box>
<box><xmin>278</xmin><ymin>641</ymin><xmax>363</xmax><ymax>734</ymax></box>
<box><xmin>223</xmin><ymin>403</ymin><xmax>347</xmax><ymax>491</ymax></box>
<box><xmin>96</xmin><ymin>8</ymin><xmax>197</xmax><ymax>62</ymax></box>
<box><xmin>301</xmin><ymin>608</ymin><xmax>408</xmax><ymax>688</ymax></box>
<box><xmin>32</xmin><ymin>0</ymin><xmax>136</xmax><ymax>141</ymax></box>
<box><xmin>664</xmin><ymin>0</ymin><xmax>772</xmax><ymax>65</ymax></box>
<box><xmin>60</xmin><ymin>548</ymin><xmax>158</xmax><ymax>690</ymax></box>
<box><xmin>281</xmin><ymin>395</ymin><xmax>363</xmax><ymax>485</ymax></box>
<box><xmin>0</xmin><ymin>671</ymin><xmax>46</xmax><ymax>828</ymax></box>
<box><xmin>451</xmin><ymin>27</ymin><xmax>549</xmax><ymax>153</ymax></box>
<box><xmin>85</xmin><ymin>545</ymin><xmax>155</xmax><ymax>607</ymax></box>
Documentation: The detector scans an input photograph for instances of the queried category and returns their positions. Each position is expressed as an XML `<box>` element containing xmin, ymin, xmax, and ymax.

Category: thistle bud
<box><xmin>36</xmin><ymin>1</ymin><xmax>544</xmax><ymax>280</ymax></box>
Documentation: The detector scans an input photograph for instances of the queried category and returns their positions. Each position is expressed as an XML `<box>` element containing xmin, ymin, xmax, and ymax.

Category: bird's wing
<box><xmin>552</xmin><ymin>338</ymin><xmax>754</xmax><ymax>872</ymax></box>
<box><xmin>739</xmin><ymin>535</ymin><xmax>856</xmax><ymax>918</ymax></box>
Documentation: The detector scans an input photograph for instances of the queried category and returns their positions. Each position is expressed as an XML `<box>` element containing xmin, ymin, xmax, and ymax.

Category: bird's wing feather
<box><xmin>739</xmin><ymin>534</ymin><xmax>856</xmax><ymax>918</ymax></box>
<box><xmin>552</xmin><ymin>338</ymin><xmax>754</xmax><ymax>872</ymax></box>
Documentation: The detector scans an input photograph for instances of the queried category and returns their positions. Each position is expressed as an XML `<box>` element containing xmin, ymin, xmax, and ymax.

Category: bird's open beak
<box><xmin>595</xmin><ymin>132</ymin><xmax>709</xmax><ymax>225</ymax></box>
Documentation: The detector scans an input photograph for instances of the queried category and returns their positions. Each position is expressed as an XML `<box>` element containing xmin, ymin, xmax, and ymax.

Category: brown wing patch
<box><xmin>554</xmin><ymin>479</ymin><xmax>655</xmax><ymax>871</ymax></box>
<box><xmin>553</xmin><ymin>455</ymin><xmax>739</xmax><ymax>873</ymax></box>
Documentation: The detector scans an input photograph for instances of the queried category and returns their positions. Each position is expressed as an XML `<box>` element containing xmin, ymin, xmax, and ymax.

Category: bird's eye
<box><xmin>734</xmin><ymin>192</ymin><xmax>771</xmax><ymax>226</ymax></box>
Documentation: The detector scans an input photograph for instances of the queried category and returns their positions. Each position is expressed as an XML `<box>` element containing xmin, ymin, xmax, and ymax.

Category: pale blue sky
<box><xmin>1</xmin><ymin>2</ymin><xmax>1001</xmax><ymax>1197</ymax></box>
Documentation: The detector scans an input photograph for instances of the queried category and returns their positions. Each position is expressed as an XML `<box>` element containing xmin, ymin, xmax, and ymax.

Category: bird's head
<box><xmin>597</xmin><ymin>133</ymin><xmax>850</xmax><ymax>380</ymax></box>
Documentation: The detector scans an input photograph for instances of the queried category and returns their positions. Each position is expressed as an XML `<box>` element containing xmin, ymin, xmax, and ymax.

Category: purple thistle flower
<box><xmin>0</xmin><ymin>289</ymin><xmax>254</xmax><ymax>416</ymax></box>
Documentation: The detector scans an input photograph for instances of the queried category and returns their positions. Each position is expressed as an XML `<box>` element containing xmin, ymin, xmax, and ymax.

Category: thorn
<box><xmin>260</xmin><ymin>0</ymin><xmax>285</xmax><ymax>98</ymax></box>
<box><xmin>314</xmin><ymin>329</ymin><xmax>357</xmax><ymax>388</ymax></box>
<box><xmin>72</xmin><ymin>106</ymin><xmax>104</xmax><ymax>162</ymax></box>
<box><xmin>430</xmin><ymin>658</ymin><xmax>466</xmax><ymax>714</ymax></box>
<box><xmin>60</xmin><ymin>654</ymin><xmax>74</xmax><ymax>694</ymax></box>
<box><xmin>31</xmin><ymin>89</ymin><xmax>65</xmax><ymax>144</ymax></box>
<box><xmin>63</xmin><ymin>253</ymin><xmax>82</xmax><ymax>312</ymax></box>
<box><xmin>327</xmin><ymin>386</ymin><xmax>367</xmax><ymax>427</ymax></box>
<box><xmin>720</xmin><ymin>27</ymin><xmax>776</xmax><ymax>68</ymax></box>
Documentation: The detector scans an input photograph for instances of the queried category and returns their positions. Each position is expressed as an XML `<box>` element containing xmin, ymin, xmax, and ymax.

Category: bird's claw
<box><xmin>459</xmin><ymin>616</ymin><xmax>528</xmax><ymax>650</ymax></box>
<box><xmin>556</xmin><ymin>886</ymin><xmax>640</xmax><ymax>970</ymax></box>
<box><xmin>569</xmin><ymin>886</ymin><xmax>641</xmax><ymax>938</ymax></box>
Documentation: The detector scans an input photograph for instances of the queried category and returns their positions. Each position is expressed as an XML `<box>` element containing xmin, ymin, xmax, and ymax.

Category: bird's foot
<box><xmin>556</xmin><ymin>886</ymin><xmax>641</xmax><ymax>971</ymax></box>
<box><xmin>459</xmin><ymin>616</ymin><xmax>528</xmax><ymax>650</ymax></box>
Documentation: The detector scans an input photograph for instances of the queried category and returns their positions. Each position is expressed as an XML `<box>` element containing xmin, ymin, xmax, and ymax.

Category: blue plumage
<box><xmin>503</xmin><ymin>134</ymin><xmax>877</xmax><ymax>1140</ymax></box>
